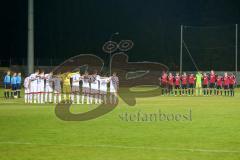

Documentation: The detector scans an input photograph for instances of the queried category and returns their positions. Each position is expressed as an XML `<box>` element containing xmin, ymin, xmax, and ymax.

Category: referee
<box><xmin>3</xmin><ymin>71</ymin><xmax>11</xmax><ymax>99</ymax></box>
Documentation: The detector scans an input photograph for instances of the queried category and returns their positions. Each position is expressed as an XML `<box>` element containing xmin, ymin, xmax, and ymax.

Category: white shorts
<box><xmin>110</xmin><ymin>87</ymin><xmax>117</xmax><ymax>93</ymax></box>
<box><xmin>91</xmin><ymin>87</ymin><xmax>99</xmax><ymax>94</ymax></box>
<box><xmin>25</xmin><ymin>88</ymin><xmax>30</xmax><ymax>94</ymax></box>
<box><xmin>72</xmin><ymin>86</ymin><xmax>80</xmax><ymax>92</ymax></box>
<box><xmin>54</xmin><ymin>90</ymin><xmax>61</xmax><ymax>94</ymax></box>
<box><xmin>100</xmin><ymin>90</ymin><xmax>107</xmax><ymax>95</ymax></box>
<box><xmin>82</xmin><ymin>87</ymin><xmax>90</xmax><ymax>94</ymax></box>
<box><xmin>37</xmin><ymin>85</ymin><xmax>45</xmax><ymax>93</ymax></box>
<box><xmin>30</xmin><ymin>85</ymin><xmax>37</xmax><ymax>93</ymax></box>
<box><xmin>45</xmin><ymin>85</ymin><xmax>53</xmax><ymax>92</ymax></box>
<box><xmin>54</xmin><ymin>86</ymin><xmax>61</xmax><ymax>94</ymax></box>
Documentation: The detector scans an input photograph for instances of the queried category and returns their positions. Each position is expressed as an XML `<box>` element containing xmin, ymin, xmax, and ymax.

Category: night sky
<box><xmin>1</xmin><ymin>0</ymin><xmax>240</xmax><ymax>70</ymax></box>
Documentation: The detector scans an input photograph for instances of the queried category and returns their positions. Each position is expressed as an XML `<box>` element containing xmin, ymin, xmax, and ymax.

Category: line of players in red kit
<box><xmin>159</xmin><ymin>70</ymin><xmax>237</xmax><ymax>96</ymax></box>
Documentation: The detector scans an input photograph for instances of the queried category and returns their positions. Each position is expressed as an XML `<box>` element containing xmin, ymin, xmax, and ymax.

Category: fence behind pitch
<box><xmin>0</xmin><ymin>66</ymin><xmax>239</xmax><ymax>87</ymax></box>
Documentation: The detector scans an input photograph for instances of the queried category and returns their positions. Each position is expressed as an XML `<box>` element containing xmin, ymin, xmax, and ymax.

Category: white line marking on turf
<box><xmin>0</xmin><ymin>141</ymin><xmax>239</xmax><ymax>153</ymax></box>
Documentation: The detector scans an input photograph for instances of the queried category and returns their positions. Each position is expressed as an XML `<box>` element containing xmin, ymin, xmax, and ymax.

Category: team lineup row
<box><xmin>4</xmin><ymin>69</ymin><xmax>119</xmax><ymax>104</ymax></box>
<box><xmin>159</xmin><ymin>70</ymin><xmax>237</xmax><ymax>96</ymax></box>
<box><xmin>3</xmin><ymin>69</ymin><xmax>237</xmax><ymax>104</ymax></box>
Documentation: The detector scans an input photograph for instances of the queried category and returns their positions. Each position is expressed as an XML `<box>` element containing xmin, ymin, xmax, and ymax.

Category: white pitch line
<box><xmin>0</xmin><ymin>141</ymin><xmax>239</xmax><ymax>153</ymax></box>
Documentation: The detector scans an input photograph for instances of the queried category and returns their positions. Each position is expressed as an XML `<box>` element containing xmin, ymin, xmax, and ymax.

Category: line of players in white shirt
<box><xmin>71</xmin><ymin>71</ymin><xmax>119</xmax><ymax>105</ymax></box>
<box><xmin>24</xmin><ymin>69</ymin><xmax>119</xmax><ymax>104</ymax></box>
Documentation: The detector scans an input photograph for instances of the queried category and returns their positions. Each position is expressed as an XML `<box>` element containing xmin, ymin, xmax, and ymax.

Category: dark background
<box><xmin>1</xmin><ymin>0</ymin><xmax>240</xmax><ymax>71</ymax></box>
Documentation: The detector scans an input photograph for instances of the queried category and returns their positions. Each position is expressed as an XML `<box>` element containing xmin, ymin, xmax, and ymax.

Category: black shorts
<box><xmin>16</xmin><ymin>83</ymin><xmax>21</xmax><ymax>90</ymax></box>
<box><xmin>182</xmin><ymin>84</ymin><xmax>187</xmax><ymax>89</ymax></box>
<box><xmin>168</xmin><ymin>85</ymin><xmax>173</xmax><ymax>90</ymax></box>
<box><xmin>224</xmin><ymin>85</ymin><xmax>229</xmax><ymax>90</ymax></box>
<box><xmin>161</xmin><ymin>83</ymin><xmax>167</xmax><ymax>88</ymax></box>
<box><xmin>216</xmin><ymin>85</ymin><xmax>222</xmax><ymax>89</ymax></box>
<box><xmin>175</xmin><ymin>85</ymin><xmax>180</xmax><ymax>89</ymax></box>
<box><xmin>202</xmin><ymin>85</ymin><xmax>208</xmax><ymax>88</ymax></box>
<box><xmin>189</xmin><ymin>84</ymin><xmax>194</xmax><ymax>88</ymax></box>
<box><xmin>12</xmin><ymin>84</ymin><xmax>17</xmax><ymax>91</ymax></box>
<box><xmin>229</xmin><ymin>84</ymin><xmax>234</xmax><ymax>89</ymax></box>
<box><xmin>4</xmin><ymin>83</ymin><xmax>11</xmax><ymax>90</ymax></box>
<box><xmin>209</xmin><ymin>83</ymin><xmax>215</xmax><ymax>88</ymax></box>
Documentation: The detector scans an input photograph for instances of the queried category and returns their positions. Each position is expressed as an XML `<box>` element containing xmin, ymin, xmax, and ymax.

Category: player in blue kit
<box><xmin>11</xmin><ymin>72</ymin><xmax>17</xmax><ymax>98</ymax></box>
<box><xmin>16</xmin><ymin>72</ymin><xmax>22</xmax><ymax>98</ymax></box>
<box><xmin>3</xmin><ymin>71</ymin><xmax>11</xmax><ymax>99</ymax></box>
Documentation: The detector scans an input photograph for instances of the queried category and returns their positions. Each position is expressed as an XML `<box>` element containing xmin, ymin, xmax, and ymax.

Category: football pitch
<box><xmin>0</xmin><ymin>88</ymin><xmax>240</xmax><ymax>160</ymax></box>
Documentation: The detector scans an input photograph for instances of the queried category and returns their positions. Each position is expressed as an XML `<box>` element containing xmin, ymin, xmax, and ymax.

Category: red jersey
<box><xmin>175</xmin><ymin>75</ymin><xmax>181</xmax><ymax>86</ymax></box>
<box><xmin>223</xmin><ymin>76</ymin><xmax>230</xmax><ymax>86</ymax></box>
<box><xmin>216</xmin><ymin>77</ymin><xmax>223</xmax><ymax>86</ymax></box>
<box><xmin>168</xmin><ymin>75</ymin><xmax>174</xmax><ymax>86</ymax></box>
<box><xmin>161</xmin><ymin>73</ymin><xmax>168</xmax><ymax>84</ymax></box>
<box><xmin>210</xmin><ymin>74</ymin><xmax>216</xmax><ymax>83</ymax></box>
<box><xmin>203</xmin><ymin>75</ymin><xmax>209</xmax><ymax>85</ymax></box>
<box><xmin>181</xmin><ymin>75</ymin><xmax>187</xmax><ymax>85</ymax></box>
<box><xmin>229</xmin><ymin>76</ymin><xmax>236</xmax><ymax>85</ymax></box>
<box><xmin>188</xmin><ymin>75</ymin><xmax>195</xmax><ymax>84</ymax></box>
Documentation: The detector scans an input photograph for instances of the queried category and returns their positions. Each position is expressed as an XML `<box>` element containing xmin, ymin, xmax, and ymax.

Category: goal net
<box><xmin>181</xmin><ymin>24</ymin><xmax>237</xmax><ymax>72</ymax></box>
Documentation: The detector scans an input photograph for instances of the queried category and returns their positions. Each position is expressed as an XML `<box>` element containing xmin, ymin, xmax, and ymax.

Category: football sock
<box><xmin>29</xmin><ymin>94</ymin><xmax>32</xmax><ymax>103</ymax></box>
<box><xmin>98</xmin><ymin>95</ymin><xmax>102</xmax><ymax>103</ymax></box>
<box><xmin>34</xmin><ymin>94</ymin><xmax>37</xmax><ymax>103</ymax></box>
<box><xmin>87</xmin><ymin>94</ymin><xmax>90</xmax><ymax>104</ymax></box>
<box><xmin>41</xmin><ymin>93</ymin><xmax>44</xmax><ymax>103</ymax></box>
<box><xmin>94</xmin><ymin>95</ymin><xmax>98</xmax><ymax>104</ymax></box>
<box><xmin>90</xmin><ymin>95</ymin><xmax>93</xmax><ymax>104</ymax></box>
<box><xmin>25</xmin><ymin>94</ymin><xmax>27</xmax><ymax>102</ymax></box>
<box><xmin>45</xmin><ymin>93</ymin><xmax>48</xmax><ymax>102</ymax></box>
<box><xmin>59</xmin><ymin>94</ymin><xmax>61</xmax><ymax>103</ymax></box>
<box><xmin>114</xmin><ymin>95</ymin><xmax>117</xmax><ymax>104</ymax></box>
<box><xmin>54</xmin><ymin>94</ymin><xmax>57</xmax><ymax>103</ymax></box>
<box><xmin>4</xmin><ymin>91</ymin><xmax>7</xmax><ymax>98</ymax></box>
<box><xmin>82</xmin><ymin>95</ymin><xmax>85</xmax><ymax>104</ymax></box>
<box><xmin>37</xmin><ymin>94</ymin><xmax>40</xmax><ymax>103</ymax></box>
<box><xmin>103</xmin><ymin>95</ymin><xmax>107</xmax><ymax>104</ymax></box>
<box><xmin>77</xmin><ymin>94</ymin><xmax>80</xmax><ymax>104</ymax></box>
<box><xmin>49</xmin><ymin>93</ymin><xmax>52</xmax><ymax>102</ymax></box>
<box><xmin>71</xmin><ymin>94</ymin><xmax>74</xmax><ymax>103</ymax></box>
<box><xmin>27</xmin><ymin>94</ymin><xmax>30</xmax><ymax>102</ymax></box>
<box><xmin>110</xmin><ymin>95</ymin><xmax>113</xmax><ymax>104</ymax></box>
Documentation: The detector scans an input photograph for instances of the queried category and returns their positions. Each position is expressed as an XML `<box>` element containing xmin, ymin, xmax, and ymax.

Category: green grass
<box><xmin>0</xmin><ymin>88</ymin><xmax>240</xmax><ymax>160</ymax></box>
